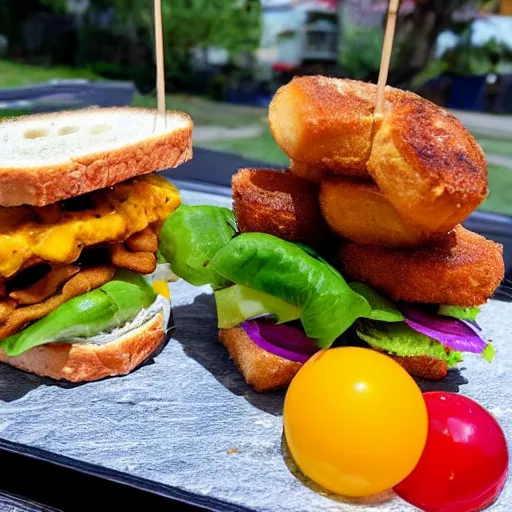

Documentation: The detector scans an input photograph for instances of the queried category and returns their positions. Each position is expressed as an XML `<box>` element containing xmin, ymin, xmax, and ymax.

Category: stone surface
<box><xmin>0</xmin><ymin>189</ymin><xmax>511</xmax><ymax>512</ymax></box>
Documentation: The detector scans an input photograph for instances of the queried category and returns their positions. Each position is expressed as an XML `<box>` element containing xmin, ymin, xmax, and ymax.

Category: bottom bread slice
<box><xmin>219</xmin><ymin>327</ymin><xmax>302</xmax><ymax>392</ymax></box>
<box><xmin>219</xmin><ymin>327</ymin><xmax>449</xmax><ymax>391</ymax></box>
<box><xmin>0</xmin><ymin>310</ymin><xmax>169</xmax><ymax>382</ymax></box>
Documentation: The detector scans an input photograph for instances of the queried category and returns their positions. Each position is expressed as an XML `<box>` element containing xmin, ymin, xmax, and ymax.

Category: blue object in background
<box><xmin>446</xmin><ymin>74</ymin><xmax>487</xmax><ymax>111</ymax></box>
<box><xmin>0</xmin><ymin>80</ymin><xmax>136</xmax><ymax>113</ymax></box>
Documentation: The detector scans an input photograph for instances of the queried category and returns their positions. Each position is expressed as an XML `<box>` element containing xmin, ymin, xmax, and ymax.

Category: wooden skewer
<box><xmin>154</xmin><ymin>0</ymin><xmax>166</xmax><ymax>126</ymax></box>
<box><xmin>375</xmin><ymin>0</ymin><xmax>400</xmax><ymax>116</ymax></box>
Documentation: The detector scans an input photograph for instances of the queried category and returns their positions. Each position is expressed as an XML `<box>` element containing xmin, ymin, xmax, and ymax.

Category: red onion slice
<box><xmin>401</xmin><ymin>304</ymin><xmax>487</xmax><ymax>354</ymax></box>
<box><xmin>242</xmin><ymin>321</ymin><xmax>318</xmax><ymax>363</ymax></box>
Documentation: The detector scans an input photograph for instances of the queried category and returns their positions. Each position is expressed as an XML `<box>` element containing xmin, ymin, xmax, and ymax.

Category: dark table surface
<box><xmin>1</xmin><ymin>148</ymin><xmax>511</xmax><ymax>512</ymax></box>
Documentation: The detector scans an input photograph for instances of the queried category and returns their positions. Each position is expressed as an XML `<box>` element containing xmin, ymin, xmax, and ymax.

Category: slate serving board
<box><xmin>0</xmin><ymin>187</ymin><xmax>511</xmax><ymax>512</ymax></box>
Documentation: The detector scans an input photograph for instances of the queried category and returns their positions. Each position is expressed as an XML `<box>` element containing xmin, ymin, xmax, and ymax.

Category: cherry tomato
<box><xmin>394</xmin><ymin>392</ymin><xmax>508</xmax><ymax>512</ymax></box>
<box><xmin>283</xmin><ymin>347</ymin><xmax>428</xmax><ymax>497</ymax></box>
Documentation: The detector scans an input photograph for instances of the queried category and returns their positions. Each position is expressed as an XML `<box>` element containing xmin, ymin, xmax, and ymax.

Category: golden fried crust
<box><xmin>232</xmin><ymin>168</ymin><xmax>332</xmax><ymax>247</ymax></box>
<box><xmin>269</xmin><ymin>77</ymin><xmax>373</xmax><ymax>176</ymax></box>
<box><xmin>0</xmin><ymin>311</ymin><xmax>167</xmax><ymax>382</ymax></box>
<box><xmin>368</xmin><ymin>93</ymin><xmax>488</xmax><ymax>232</ymax></box>
<box><xmin>218</xmin><ymin>327</ymin><xmax>302</xmax><ymax>392</ymax></box>
<box><xmin>389</xmin><ymin>354</ymin><xmax>448</xmax><ymax>380</ymax></box>
<box><xmin>319</xmin><ymin>177</ymin><xmax>442</xmax><ymax>247</ymax></box>
<box><xmin>289</xmin><ymin>161</ymin><xmax>330</xmax><ymax>182</ymax></box>
<box><xmin>340</xmin><ymin>226</ymin><xmax>504</xmax><ymax>306</ymax></box>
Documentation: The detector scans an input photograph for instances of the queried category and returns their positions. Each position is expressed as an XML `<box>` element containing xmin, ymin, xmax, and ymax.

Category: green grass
<box><xmin>133</xmin><ymin>93</ymin><xmax>266</xmax><ymax>128</ymax></box>
<box><xmin>472</xmin><ymin>133</ymin><xmax>512</xmax><ymax>159</ymax></box>
<box><xmin>480</xmin><ymin>165</ymin><xmax>512</xmax><ymax>216</ymax></box>
<box><xmin>199</xmin><ymin>124</ymin><xmax>289</xmax><ymax>165</ymax></box>
<box><xmin>0</xmin><ymin>59</ymin><xmax>98</xmax><ymax>88</ymax></box>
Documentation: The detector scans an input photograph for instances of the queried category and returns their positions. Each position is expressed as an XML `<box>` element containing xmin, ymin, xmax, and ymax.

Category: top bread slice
<box><xmin>0</xmin><ymin>107</ymin><xmax>193</xmax><ymax>207</ymax></box>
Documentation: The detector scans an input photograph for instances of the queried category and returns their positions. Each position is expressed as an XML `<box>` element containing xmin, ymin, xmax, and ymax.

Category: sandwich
<box><xmin>0</xmin><ymin>107</ymin><xmax>192</xmax><ymax>382</ymax></box>
<box><xmin>159</xmin><ymin>76</ymin><xmax>504</xmax><ymax>392</ymax></box>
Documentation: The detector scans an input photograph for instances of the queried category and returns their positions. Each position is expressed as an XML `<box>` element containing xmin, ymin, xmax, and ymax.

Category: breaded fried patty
<box><xmin>340</xmin><ymin>226</ymin><xmax>504</xmax><ymax>306</ymax></box>
<box><xmin>368</xmin><ymin>93</ymin><xmax>488</xmax><ymax>233</ymax></box>
<box><xmin>289</xmin><ymin>161</ymin><xmax>330</xmax><ymax>183</ymax></box>
<box><xmin>232</xmin><ymin>169</ymin><xmax>332</xmax><ymax>247</ymax></box>
<box><xmin>319</xmin><ymin>176</ymin><xmax>441</xmax><ymax>247</ymax></box>
<box><xmin>270</xmin><ymin>76</ymin><xmax>487</xmax><ymax>233</ymax></box>
<box><xmin>269</xmin><ymin>77</ymin><xmax>374</xmax><ymax>177</ymax></box>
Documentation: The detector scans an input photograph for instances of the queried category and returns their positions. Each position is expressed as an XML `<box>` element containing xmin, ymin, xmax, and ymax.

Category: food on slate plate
<box><xmin>160</xmin><ymin>75</ymin><xmax>504</xmax><ymax>392</ymax></box>
<box><xmin>283</xmin><ymin>347</ymin><xmax>428</xmax><ymax>498</ymax></box>
<box><xmin>394</xmin><ymin>392</ymin><xmax>508</xmax><ymax>512</ymax></box>
<box><xmin>0</xmin><ymin>107</ymin><xmax>192</xmax><ymax>382</ymax></box>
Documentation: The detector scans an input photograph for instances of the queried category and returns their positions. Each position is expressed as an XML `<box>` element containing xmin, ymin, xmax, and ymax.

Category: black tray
<box><xmin>1</xmin><ymin>150</ymin><xmax>511</xmax><ymax>512</ymax></box>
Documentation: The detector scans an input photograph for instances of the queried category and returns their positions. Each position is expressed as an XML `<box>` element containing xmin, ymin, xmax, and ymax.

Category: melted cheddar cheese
<box><xmin>0</xmin><ymin>175</ymin><xmax>181</xmax><ymax>278</ymax></box>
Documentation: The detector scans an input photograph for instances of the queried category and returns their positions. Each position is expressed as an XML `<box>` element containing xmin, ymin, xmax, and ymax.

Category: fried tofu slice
<box><xmin>340</xmin><ymin>226</ymin><xmax>504</xmax><ymax>306</ymax></box>
<box><xmin>218</xmin><ymin>327</ymin><xmax>302</xmax><ymax>392</ymax></box>
<box><xmin>269</xmin><ymin>77</ymin><xmax>374</xmax><ymax>177</ymax></box>
<box><xmin>270</xmin><ymin>76</ymin><xmax>487</xmax><ymax>233</ymax></box>
<box><xmin>232</xmin><ymin>168</ymin><xmax>333</xmax><ymax>248</ymax></box>
<box><xmin>368</xmin><ymin>92</ymin><xmax>488</xmax><ymax>233</ymax></box>
<box><xmin>320</xmin><ymin>176</ymin><xmax>442</xmax><ymax>247</ymax></box>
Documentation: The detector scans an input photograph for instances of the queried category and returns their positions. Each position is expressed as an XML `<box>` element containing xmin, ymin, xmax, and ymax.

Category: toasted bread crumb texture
<box><xmin>0</xmin><ymin>310</ymin><xmax>167</xmax><ymax>382</ymax></box>
<box><xmin>219</xmin><ymin>327</ymin><xmax>301</xmax><ymax>392</ymax></box>
<box><xmin>269</xmin><ymin>77</ymin><xmax>488</xmax><ymax>233</ymax></box>
<box><xmin>0</xmin><ymin>108</ymin><xmax>193</xmax><ymax>207</ymax></box>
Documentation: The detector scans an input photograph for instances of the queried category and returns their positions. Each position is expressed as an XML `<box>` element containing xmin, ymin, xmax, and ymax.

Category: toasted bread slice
<box><xmin>0</xmin><ymin>108</ymin><xmax>193</xmax><ymax>207</ymax></box>
<box><xmin>218</xmin><ymin>327</ymin><xmax>451</xmax><ymax>390</ymax></box>
<box><xmin>0</xmin><ymin>305</ymin><xmax>171</xmax><ymax>382</ymax></box>
<box><xmin>219</xmin><ymin>327</ymin><xmax>302</xmax><ymax>392</ymax></box>
<box><xmin>340</xmin><ymin>226</ymin><xmax>504</xmax><ymax>306</ymax></box>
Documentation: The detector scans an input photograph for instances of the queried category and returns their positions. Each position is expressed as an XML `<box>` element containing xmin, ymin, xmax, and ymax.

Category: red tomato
<box><xmin>394</xmin><ymin>392</ymin><xmax>508</xmax><ymax>512</ymax></box>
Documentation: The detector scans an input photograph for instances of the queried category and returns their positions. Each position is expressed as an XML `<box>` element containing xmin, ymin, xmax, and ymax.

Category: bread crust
<box><xmin>0</xmin><ymin>108</ymin><xmax>193</xmax><ymax>207</ymax></box>
<box><xmin>219</xmin><ymin>327</ymin><xmax>302</xmax><ymax>392</ymax></box>
<box><xmin>0</xmin><ymin>311</ymin><xmax>168</xmax><ymax>382</ymax></box>
<box><xmin>388</xmin><ymin>354</ymin><xmax>448</xmax><ymax>380</ymax></box>
<box><xmin>340</xmin><ymin>226</ymin><xmax>504</xmax><ymax>306</ymax></box>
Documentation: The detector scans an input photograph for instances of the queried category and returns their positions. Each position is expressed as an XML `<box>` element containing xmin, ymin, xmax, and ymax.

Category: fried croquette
<box><xmin>368</xmin><ymin>92</ymin><xmax>488</xmax><ymax>233</ymax></box>
<box><xmin>232</xmin><ymin>169</ymin><xmax>332</xmax><ymax>247</ymax></box>
<box><xmin>219</xmin><ymin>327</ymin><xmax>302</xmax><ymax>392</ymax></box>
<box><xmin>270</xmin><ymin>76</ymin><xmax>487</xmax><ymax>232</ymax></box>
<box><xmin>319</xmin><ymin>177</ymin><xmax>441</xmax><ymax>247</ymax></box>
<box><xmin>340</xmin><ymin>226</ymin><xmax>504</xmax><ymax>306</ymax></box>
<box><xmin>289</xmin><ymin>161</ymin><xmax>330</xmax><ymax>182</ymax></box>
<box><xmin>269</xmin><ymin>77</ymin><xmax>374</xmax><ymax>177</ymax></box>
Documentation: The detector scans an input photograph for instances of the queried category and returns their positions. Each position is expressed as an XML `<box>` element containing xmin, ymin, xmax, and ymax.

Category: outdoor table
<box><xmin>0</xmin><ymin>148</ymin><xmax>511</xmax><ymax>512</ymax></box>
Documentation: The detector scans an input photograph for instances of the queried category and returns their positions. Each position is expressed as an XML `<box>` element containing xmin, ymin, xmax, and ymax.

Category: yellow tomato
<box><xmin>152</xmin><ymin>280</ymin><xmax>171</xmax><ymax>300</ymax></box>
<box><xmin>283</xmin><ymin>347</ymin><xmax>428</xmax><ymax>498</ymax></box>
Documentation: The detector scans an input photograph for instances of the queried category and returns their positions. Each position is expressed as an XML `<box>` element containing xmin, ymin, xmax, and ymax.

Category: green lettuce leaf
<box><xmin>349</xmin><ymin>282</ymin><xmax>404</xmax><ymax>322</ymax></box>
<box><xmin>210</xmin><ymin>233</ymin><xmax>371</xmax><ymax>348</ymax></box>
<box><xmin>356</xmin><ymin>321</ymin><xmax>463</xmax><ymax>367</ymax></box>
<box><xmin>158</xmin><ymin>205</ymin><xmax>237</xmax><ymax>288</ymax></box>
<box><xmin>438</xmin><ymin>305</ymin><xmax>480</xmax><ymax>322</ymax></box>
<box><xmin>215</xmin><ymin>284</ymin><xmax>300</xmax><ymax>328</ymax></box>
<box><xmin>1</xmin><ymin>270</ymin><xmax>157</xmax><ymax>357</ymax></box>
